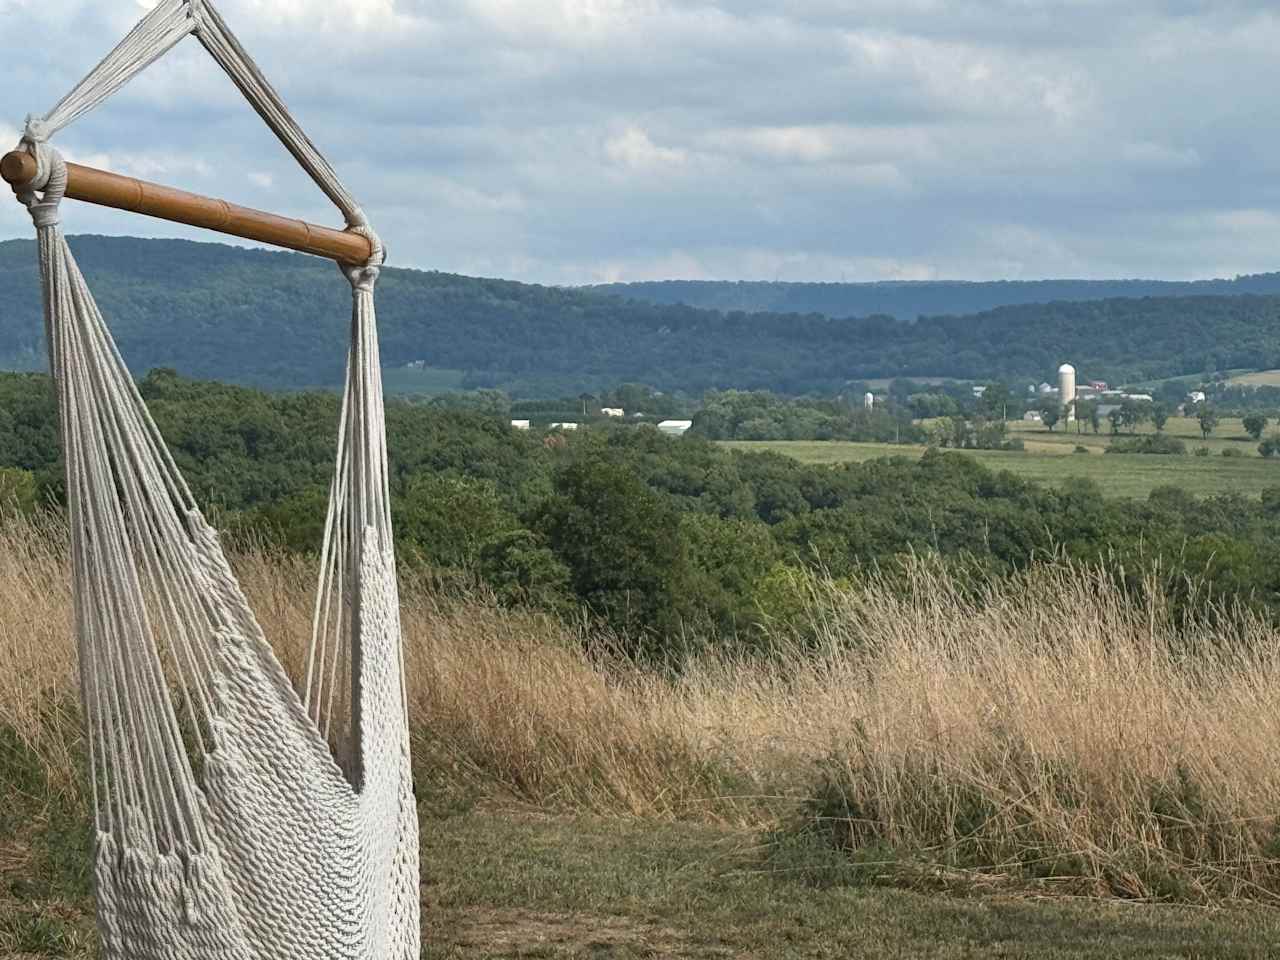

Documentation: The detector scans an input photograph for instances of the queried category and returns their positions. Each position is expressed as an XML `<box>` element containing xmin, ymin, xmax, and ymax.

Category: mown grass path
<box><xmin>9</xmin><ymin>807</ymin><xmax>1279</xmax><ymax>958</ymax></box>
<box><xmin>422</xmin><ymin>810</ymin><xmax>1280</xmax><ymax>958</ymax></box>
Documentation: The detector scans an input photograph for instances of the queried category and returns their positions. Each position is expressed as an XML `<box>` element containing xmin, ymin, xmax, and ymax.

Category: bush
<box><xmin>1260</xmin><ymin>435</ymin><xmax>1280</xmax><ymax>458</ymax></box>
<box><xmin>1194</xmin><ymin>446</ymin><xmax>1211</xmax><ymax>457</ymax></box>
<box><xmin>0</xmin><ymin>467</ymin><xmax>38</xmax><ymax>513</ymax></box>
<box><xmin>1105</xmin><ymin>434</ymin><xmax>1186</xmax><ymax>455</ymax></box>
<box><xmin>1221</xmin><ymin>447</ymin><xmax>1245</xmax><ymax>459</ymax></box>
<box><xmin>1073</xmin><ymin>445</ymin><xmax>1090</xmax><ymax>454</ymax></box>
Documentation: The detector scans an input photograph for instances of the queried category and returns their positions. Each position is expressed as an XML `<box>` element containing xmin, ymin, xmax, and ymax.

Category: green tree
<box><xmin>1197</xmin><ymin>406</ymin><xmax>1220</xmax><ymax>440</ymax></box>
<box><xmin>394</xmin><ymin>475</ymin><xmax>520</xmax><ymax>569</ymax></box>
<box><xmin>1243</xmin><ymin>413</ymin><xmax>1269</xmax><ymax>441</ymax></box>
<box><xmin>535</xmin><ymin>458</ymin><xmax>691</xmax><ymax>649</ymax></box>
<box><xmin>1038</xmin><ymin>399</ymin><xmax>1060</xmax><ymax>432</ymax></box>
<box><xmin>477</xmin><ymin>529</ymin><xmax>573</xmax><ymax>612</ymax></box>
<box><xmin>678</xmin><ymin>512</ymin><xmax>780</xmax><ymax>637</ymax></box>
<box><xmin>1151</xmin><ymin>402</ymin><xmax>1170</xmax><ymax>432</ymax></box>
<box><xmin>976</xmin><ymin>381</ymin><xmax>1011</xmax><ymax>420</ymax></box>
<box><xmin>1130</xmin><ymin>400</ymin><xmax>1151</xmax><ymax>434</ymax></box>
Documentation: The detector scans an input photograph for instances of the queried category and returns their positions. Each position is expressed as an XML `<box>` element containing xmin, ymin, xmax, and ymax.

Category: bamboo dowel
<box><xmin>1</xmin><ymin>150</ymin><xmax>372</xmax><ymax>265</ymax></box>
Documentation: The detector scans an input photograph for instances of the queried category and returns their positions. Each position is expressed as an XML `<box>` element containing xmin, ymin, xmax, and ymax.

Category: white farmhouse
<box><xmin>549</xmin><ymin>422</ymin><xmax>579</xmax><ymax>431</ymax></box>
<box><xmin>657</xmin><ymin>419</ymin><xmax>693</xmax><ymax>436</ymax></box>
<box><xmin>600</xmin><ymin>407</ymin><xmax>624</xmax><ymax>418</ymax></box>
<box><xmin>510</xmin><ymin>419</ymin><xmax>531</xmax><ymax>430</ymax></box>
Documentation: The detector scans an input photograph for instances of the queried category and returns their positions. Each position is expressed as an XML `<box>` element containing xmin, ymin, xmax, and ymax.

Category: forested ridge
<box><xmin>4</xmin><ymin>236</ymin><xmax>1280</xmax><ymax>395</ymax></box>
<box><xmin>595</xmin><ymin>275</ymin><xmax>1280</xmax><ymax>321</ymax></box>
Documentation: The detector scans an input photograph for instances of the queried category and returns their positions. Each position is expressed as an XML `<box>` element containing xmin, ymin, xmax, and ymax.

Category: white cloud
<box><xmin>604</xmin><ymin>127</ymin><xmax>688</xmax><ymax>172</ymax></box>
<box><xmin>4</xmin><ymin>0</ymin><xmax>1280</xmax><ymax>283</ymax></box>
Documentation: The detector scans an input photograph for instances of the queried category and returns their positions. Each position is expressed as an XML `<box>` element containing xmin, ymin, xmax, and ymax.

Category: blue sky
<box><xmin>4</xmin><ymin>0</ymin><xmax>1280</xmax><ymax>285</ymax></box>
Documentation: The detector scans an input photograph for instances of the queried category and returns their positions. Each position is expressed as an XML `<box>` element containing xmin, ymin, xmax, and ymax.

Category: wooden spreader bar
<box><xmin>1</xmin><ymin>150</ymin><xmax>372</xmax><ymax>265</ymax></box>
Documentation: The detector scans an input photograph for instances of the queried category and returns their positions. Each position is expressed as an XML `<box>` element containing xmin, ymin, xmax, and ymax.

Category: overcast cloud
<box><xmin>3</xmin><ymin>0</ymin><xmax>1280</xmax><ymax>284</ymax></box>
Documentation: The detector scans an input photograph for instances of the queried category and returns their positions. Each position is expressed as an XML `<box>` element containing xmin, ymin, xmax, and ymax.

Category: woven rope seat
<box><xmin>6</xmin><ymin>2</ymin><xmax>420</xmax><ymax>957</ymax></box>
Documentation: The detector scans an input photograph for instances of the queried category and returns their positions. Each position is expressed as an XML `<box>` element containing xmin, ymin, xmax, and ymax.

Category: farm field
<box><xmin>1228</xmin><ymin>369</ymin><xmax>1280</xmax><ymax>387</ymax></box>
<box><xmin>381</xmin><ymin>365</ymin><xmax>467</xmax><ymax>396</ymax></box>
<box><xmin>724</xmin><ymin>417</ymin><xmax>1280</xmax><ymax>498</ymax></box>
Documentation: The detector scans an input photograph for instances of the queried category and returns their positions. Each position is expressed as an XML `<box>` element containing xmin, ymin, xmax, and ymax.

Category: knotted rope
<box><xmin>9</xmin><ymin>2</ymin><xmax>420</xmax><ymax>958</ymax></box>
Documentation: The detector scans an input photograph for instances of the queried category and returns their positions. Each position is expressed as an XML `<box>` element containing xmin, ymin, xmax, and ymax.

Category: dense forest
<box><xmin>593</xmin><ymin>275</ymin><xmax>1280</xmax><ymax>322</ymax></box>
<box><xmin>5</xmin><ymin>370</ymin><xmax>1280</xmax><ymax>655</ymax></box>
<box><xmin>4</xmin><ymin>237</ymin><xmax>1280</xmax><ymax>396</ymax></box>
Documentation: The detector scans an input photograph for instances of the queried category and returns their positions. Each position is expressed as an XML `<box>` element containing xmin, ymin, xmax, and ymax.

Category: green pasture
<box><xmin>724</xmin><ymin>417</ymin><xmax>1280</xmax><ymax>499</ymax></box>
<box><xmin>381</xmin><ymin>365</ymin><xmax>467</xmax><ymax>396</ymax></box>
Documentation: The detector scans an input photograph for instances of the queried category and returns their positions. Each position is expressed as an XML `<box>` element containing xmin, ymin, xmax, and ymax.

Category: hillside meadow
<box><xmin>726</xmin><ymin>416</ymin><xmax>1280</xmax><ymax>499</ymax></box>
<box><xmin>5</xmin><ymin>513</ymin><xmax>1280</xmax><ymax>956</ymax></box>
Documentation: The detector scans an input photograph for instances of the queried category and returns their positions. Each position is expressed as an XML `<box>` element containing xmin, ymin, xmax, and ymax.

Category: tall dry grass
<box><xmin>5</xmin><ymin>512</ymin><xmax>1280</xmax><ymax>901</ymax></box>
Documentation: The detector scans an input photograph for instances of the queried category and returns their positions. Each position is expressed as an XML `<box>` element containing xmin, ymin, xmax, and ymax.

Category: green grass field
<box><xmin>381</xmin><ymin>365</ymin><xmax>467</xmax><ymax>396</ymax></box>
<box><xmin>724</xmin><ymin>417</ymin><xmax>1280</xmax><ymax>499</ymax></box>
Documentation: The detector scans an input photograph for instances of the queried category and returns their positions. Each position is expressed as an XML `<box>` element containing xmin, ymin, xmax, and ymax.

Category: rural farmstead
<box><xmin>7</xmin><ymin>3</ymin><xmax>1280</xmax><ymax>959</ymax></box>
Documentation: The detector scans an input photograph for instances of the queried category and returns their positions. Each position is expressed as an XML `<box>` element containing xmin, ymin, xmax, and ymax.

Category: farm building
<box><xmin>658</xmin><ymin>419</ymin><xmax>693</xmax><ymax>436</ymax></box>
<box><xmin>600</xmin><ymin>407</ymin><xmax>624</xmax><ymax>417</ymax></box>
<box><xmin>549</xmin><ymin>422</ymin><xmax>579</xmax><ymax>431</ymax></box>
<box><xmin>510</xmin><ymin>419</ymin><xmax>531</xmax><ymax>430</ymax></box>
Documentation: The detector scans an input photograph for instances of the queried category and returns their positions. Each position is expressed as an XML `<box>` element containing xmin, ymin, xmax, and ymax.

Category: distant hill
<box><xmin>2</xmin><ymin>236</ymin><xmax>1279</xmax><ymax>395</ymax></box>
<box><xmin>591</xmin><ymin>276</ymin><xmax>1280</xmax><ymax>322</ymax></box>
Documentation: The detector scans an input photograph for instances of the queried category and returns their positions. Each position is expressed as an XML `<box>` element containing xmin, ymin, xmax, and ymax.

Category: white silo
<box><xmin>1058</xmin><ymin>363</ymin><xmax>1077</xmax><ymax>421</ymax></box>
<box><xmin>864</xmin><ymin>391</ymin><xmax>875</xmax><ymax>411</ymax></box>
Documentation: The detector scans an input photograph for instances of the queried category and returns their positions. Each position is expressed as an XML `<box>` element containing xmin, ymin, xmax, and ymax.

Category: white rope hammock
<box><xmin>10</xmin><ymin>2</ymin><xmax>420</xmax><ymax>957</ymax></box>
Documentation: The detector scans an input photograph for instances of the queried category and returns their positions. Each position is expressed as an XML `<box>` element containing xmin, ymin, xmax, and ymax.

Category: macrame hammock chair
<box><xmin>4</xmin><ymin>2</ymin><xmax>420</xmax><ymax>957</ymax></box>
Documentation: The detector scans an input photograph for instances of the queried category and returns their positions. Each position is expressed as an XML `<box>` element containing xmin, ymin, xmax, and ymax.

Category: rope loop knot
<box><xmin>12</xmin><ymin>122</ymin><xmax>66</xmax><ymax>229</ymax></box>
<box><xmin>340</xmin><ymin>219</ymin><xmax>384</xmax><ymax>293</ymax></box>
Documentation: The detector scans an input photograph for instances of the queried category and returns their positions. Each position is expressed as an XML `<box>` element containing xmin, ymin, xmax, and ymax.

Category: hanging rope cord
<box><xmin>11</xmin><ymin>3</ymin><xmax>417</xmax><ymax>957</ymax></box>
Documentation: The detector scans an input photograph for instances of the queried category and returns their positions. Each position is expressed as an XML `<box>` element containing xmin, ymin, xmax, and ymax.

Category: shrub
<box><xmin>1105</xmin><ymin>434</ymin><xmax>1186</xmax><ymax>455</ymax></box>
<box><xmin>1073</xmin><ymin>445</ymin><xmax>1090</xmax><ymax>454</ymax></box>
<box><xmin>0</xmin><ymin>468</ymin><xmax>38</xmax><ymax>513</ymax></box>
<box><xmin>1221</xmin><ymin>447</ymin><xmax>1245</xmax><ymax>459</ymax></box>
<box><xmin>1194</xmin><ymin>446</ymin><xmax>1211</xmax><ymax>457</ymax></box>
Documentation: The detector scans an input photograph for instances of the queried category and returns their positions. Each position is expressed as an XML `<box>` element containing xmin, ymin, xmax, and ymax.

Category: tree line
<box><xmin>7</xmin><ymin>371</ymin><xmax>1280</xmax><ymax>656</ymax></box>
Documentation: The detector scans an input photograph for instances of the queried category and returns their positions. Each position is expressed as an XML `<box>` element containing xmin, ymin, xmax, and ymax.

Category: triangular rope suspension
<box><xmin>10</xmin><ymin>3</ymin><xmax>419</xmax><ymax>958</ymax></box>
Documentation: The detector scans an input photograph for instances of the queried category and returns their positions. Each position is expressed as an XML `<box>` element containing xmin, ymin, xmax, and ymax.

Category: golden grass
<box><xmin>5</xmin><ymin>513</ymin><xmax>1280</xmax><ymax>902</ymax></box>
